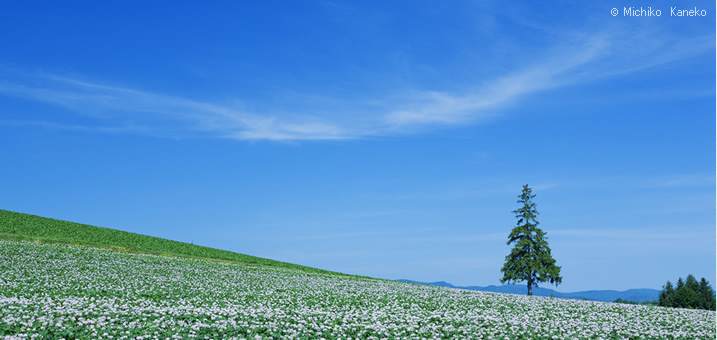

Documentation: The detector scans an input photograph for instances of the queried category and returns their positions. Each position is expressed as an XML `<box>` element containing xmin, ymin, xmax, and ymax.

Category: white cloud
<box><xmin>382</xmin><ymin>37</ymin><xmax>606</xmax><ymax>128</ymax></box>
<box><xmin>0</xmin><ymin>27</ymin><xmax>711</xmax><ymax>141</ymax></box>
<box><xmin>643</xmin><ymin>175</ymin><xmax>716</xmax><ymax>188</ymax></box>
<box><xmin>550</xmin><ymin>227</ymin><xmax>713</xmax><ymax>241</ymax></box>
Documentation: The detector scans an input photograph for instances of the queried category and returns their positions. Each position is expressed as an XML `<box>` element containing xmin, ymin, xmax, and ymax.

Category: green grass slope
<box><xmin>0</xmin><ymin>209</ymin><xmax>338</xmax><ymax>275</ymax></box>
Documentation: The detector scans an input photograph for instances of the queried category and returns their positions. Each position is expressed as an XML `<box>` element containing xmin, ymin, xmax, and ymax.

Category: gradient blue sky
<box><xmin>1</xmin><ymin>1</ymin><xmax>714</xmax><ymax>292</ymax></box>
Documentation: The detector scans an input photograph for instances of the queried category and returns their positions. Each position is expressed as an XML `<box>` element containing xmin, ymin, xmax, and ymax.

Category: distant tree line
<box><xmin>658</xmin><ymin>274</ymin><xmax>715</xmax><ymax>311</ymax></box>
<box><xmin>613</xmin><ymin>298</ymin><xmax>658</xmax><ymax>306</ymax></box>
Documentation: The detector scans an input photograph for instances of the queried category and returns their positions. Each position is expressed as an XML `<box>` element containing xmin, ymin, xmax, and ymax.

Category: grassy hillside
<box><xmin>0</xmin><ymin>209</ymin><xmax>337</xmax><ymax>275</ymax></box>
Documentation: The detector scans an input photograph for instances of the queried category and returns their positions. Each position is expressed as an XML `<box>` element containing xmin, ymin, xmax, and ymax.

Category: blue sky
<box><xmin>1</xmin><ymin>1</ymin><xmax>714</xmax><ymax>292</ymax></box>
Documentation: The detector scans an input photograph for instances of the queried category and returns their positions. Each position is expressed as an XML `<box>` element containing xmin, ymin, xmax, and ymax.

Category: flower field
<box><xmin>1</xmin><ymin>240</ymin><xmax>714</xmax><ymax>339</ymax></box>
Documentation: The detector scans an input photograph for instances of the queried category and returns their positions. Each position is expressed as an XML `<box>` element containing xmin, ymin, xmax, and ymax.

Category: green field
<box><xmin>1</xmin><ymin>210</ymin><xmax>715</xmax><ymax>339</ymax></box>
<box><xmin>0</xmin><ymin>209</ymin><xmax>339</xmax><ymax>275</ymax></box>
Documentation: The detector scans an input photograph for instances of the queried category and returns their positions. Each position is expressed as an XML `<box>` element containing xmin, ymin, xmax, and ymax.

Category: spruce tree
<box><xmin>659</xmin><ymin>281</ymin><xmax>675</xmax><ymax>307</ymax></box>
<box><xmin>698</xmin><ymin>278</ymin><xmax>716</xmax><ymax>310</ymax></box>
<box><xmin>500</xmin><ymin>184</ymin><xmax>562</xmax><ymax>295</ymax></box>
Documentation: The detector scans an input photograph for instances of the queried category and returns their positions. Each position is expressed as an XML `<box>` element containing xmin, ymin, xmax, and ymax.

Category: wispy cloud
<box><xmin>277</xmin><ymin>229</ymin><xmax>416</xmax><ymax>242</ymax></box>
<box><xmin>550</xmin><ymin>226</ymin><xmax>716</xmax><ymax>255</ymax></box>
<box><xmin>641</xmin><ymin>174</ymin><xmax>716</xmax><ymax>188</ymax></box>
<box><xmin>0</xmin><ymin>26</ymin><xmax>711</xmax><ymax>141</ymax></box>
<box><xmin>384</xmin><ymin>36</ymin><xmax>607</xmax><ymax>127</ymax></box>
<box><xmin>0</xmin><ymin>72</ymin><xmax>352</xmax><ymax>141</ymax></box>
<box><xmin>550</xmin><ymin>227</ymin><xmax>712</xmax><ymax>240</ymax></box>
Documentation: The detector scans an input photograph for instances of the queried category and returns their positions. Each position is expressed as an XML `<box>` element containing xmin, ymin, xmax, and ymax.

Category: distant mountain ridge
<box><xmin>396</xmin><ymin>280</ymin><xmax>659</xmax><ymax>303</ymax></box>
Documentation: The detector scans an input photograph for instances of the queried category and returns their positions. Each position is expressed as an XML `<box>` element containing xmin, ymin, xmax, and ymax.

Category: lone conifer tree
<box><xmin>500</xmin><ymin>184</ymin><xmax>562</xmax><ymax>295</ymax></box>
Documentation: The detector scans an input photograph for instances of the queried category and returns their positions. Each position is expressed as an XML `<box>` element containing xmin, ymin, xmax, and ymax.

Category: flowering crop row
<box><xmin>1</xmin><ymin>240</ymin><xmax>714</xmax><ymax>339</ymax></box>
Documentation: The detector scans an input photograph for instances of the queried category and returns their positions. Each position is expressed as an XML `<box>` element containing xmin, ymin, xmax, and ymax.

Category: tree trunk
<box><xmin>527</xmin><ymin>277</ymin><xmax>533</xmax><ymax>296</ymax></box>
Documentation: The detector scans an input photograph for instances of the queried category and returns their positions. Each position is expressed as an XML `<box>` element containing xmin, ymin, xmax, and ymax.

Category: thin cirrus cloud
<box><xmin>0</xmin><ymin>30</ymin><xmax>711</xmax><ymax>141</ymax></box>
<box><xmin>383</xmin><ymin>36</ymin><xmax>607</xmax><ymax>127</ymax></box>
<box><xmin>0</xmin><ymin>73</ymin><xmax>353</xmax><ymax>141</ymax></box>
